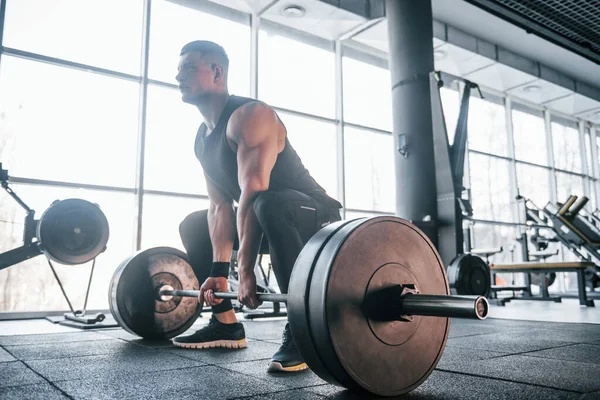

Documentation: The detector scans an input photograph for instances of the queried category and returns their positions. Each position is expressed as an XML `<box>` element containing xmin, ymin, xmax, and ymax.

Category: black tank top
<box><xmin>194</xmin><ymin>95</ymin><xmax>339</xmax><ymax>205</ymax></box>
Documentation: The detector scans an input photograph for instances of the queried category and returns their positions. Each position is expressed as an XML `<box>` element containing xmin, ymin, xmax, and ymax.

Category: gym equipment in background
<box><xmin>0</xmin><ymin>162</ymin><xmax>112</xmax><ymax>327</ymax></box>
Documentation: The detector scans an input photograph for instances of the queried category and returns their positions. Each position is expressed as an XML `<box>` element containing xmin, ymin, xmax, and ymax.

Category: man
<box><xmin>172</xmin><ymin>40</ymin><xmax>342</xmax><ymax>373</ymax></box>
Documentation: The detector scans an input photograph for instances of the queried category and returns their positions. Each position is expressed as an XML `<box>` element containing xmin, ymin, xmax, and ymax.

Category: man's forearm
<box><xmin>236</xmin><ymin>190</ymin><xmax>263</xmax><ymax>274</ymax></box>
<box><xmin>207</xmin><ymin>203</ymin><xmax>236</xmax><ymax>263</ymax></box>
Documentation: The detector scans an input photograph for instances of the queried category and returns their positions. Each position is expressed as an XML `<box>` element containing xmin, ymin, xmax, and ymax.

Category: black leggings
<box><xmin>179</xmin><ymin>189</ymin><xmax>342</xmax><ymax>314</ymax></box>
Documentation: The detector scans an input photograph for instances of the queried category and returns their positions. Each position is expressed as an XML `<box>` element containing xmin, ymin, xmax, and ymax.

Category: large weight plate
<box><xmin>301</xmin><ymin>216</ymin><xmax>450</xmax><ymax>397</ymax></box>
<box><xmin>447</xmin><ymin>254</ymin><xmax>491</xmax><ymax>296</ymax></box>
<box><xmin>108</xmin><ymin>247</ymin><xmax>200</xmax><ymax>339</ymax></box>
<box><xmin>288</xmin><ymin>218</ymin><xmax>366</xmax><ymax>385</ymax></box>
<box><xmin>37</xmin><ymin>198</ymin><xmax>110</xmax><ymax>265</ymax></box>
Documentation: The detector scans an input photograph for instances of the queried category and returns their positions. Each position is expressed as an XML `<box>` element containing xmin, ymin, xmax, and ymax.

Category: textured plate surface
<box><xmin>108</xmin><ymin>247</ymin><xmax>200</xmax><ymax>339</ymax></box>
<box><xmin>309</xmin><ymin>216</ymin><xmax>450</xmax><ymax>397</ymax></box>
<box><xmin>287</xmin><ymin>218</ymin><xmax>362</xmax><ymax>385</ymax></box>
<box><xmin>37</xmin><ymin>198</ymin><xmax>109</xmax><ymax>265</ymax></box>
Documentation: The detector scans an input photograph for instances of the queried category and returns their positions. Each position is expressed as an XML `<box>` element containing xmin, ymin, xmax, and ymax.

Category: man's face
<box><xmin>175</xmin><ymin>52</ymin><xmax>217</xmax><ymax>104</ymax></box>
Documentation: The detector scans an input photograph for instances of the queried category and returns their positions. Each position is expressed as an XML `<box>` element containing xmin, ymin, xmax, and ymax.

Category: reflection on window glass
<box><xmin>468</xmin><ymin>153</ymin><xmax>512</xmax><ymax>221</ymax></box>
<box><xmin>144</xmin><ymin>84</ymin><xmax>207</xmax><ymax>194</ymax></box>
<box><xmin>468</xmin><ymin>97</ymin><xmax>507</xmax><ymax>156</ymax></box>
<box><xmin>0</xmin><ymin>184</ymin><xmax>135</xmax><ymax>312</ymax></box>
<box><xmin>259</xmin><ymin>30</ymin><xmax>335</xmax><ymax>118</ymax></box>
<box><xmin>3</xmin><ymin>0</ymin><xmax>143</xmax><ymax>74</ymax></box>
<box><xmin>555</xmin><ymin>171</ymin><xmax>584</xmax><ymax>204</ymax></box>
<box><xmin>142</xmin><ymin>195</ymin><xmax>209</xmax><ymax>251</ymax></box>
<box><xmin>0</xmin><ymin>56</ymin><xmax>140</xmax><ymax>187</ymax></box>
<box><xmin>343</xmin><ymin>57</ymin><xmax>392</xmax><ymax>131</ymax></box>
<box><xmin>277</xmin><ymin>113</ymin><xmax>338</xmax><ymax>198</ymax></box>
<box><xmin>551</xmin><ymin>121</ymin><xmax>582</xmax><ymax>173</ymax></box>
<box><xmin>512</xmin><ymin>108</ymin><xmax>547</xmax><ymax>166</ymax></box>
<box><xmin>344</xmin><ymin>127</ymin><xmax>395</xmax><ymax>212</ymax></box>
<box><xmin>516</xmin><ymin>163</ymin><xmax>551</xmax><ymax>209</ymax></box>
<box><xmin>149</xmin><ymin>0</ymin><xmax>250</xmax><ymax>96</ymax></box>
<box><xmin>440</xmin><ymin>87</ymin><xmax>459</xmax><ymax>144</ymax></box>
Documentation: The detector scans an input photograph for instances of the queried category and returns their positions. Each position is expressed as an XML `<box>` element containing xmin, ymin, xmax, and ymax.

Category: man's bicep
<box><xmin>234</xmin><ymin>106</ymin><xmax>280</xmax><ymax>193</ymax></box>
<box><xmin>237</xmin><ymin>142</ymin><xmax>277</xmax><ymax>194</ymax></box>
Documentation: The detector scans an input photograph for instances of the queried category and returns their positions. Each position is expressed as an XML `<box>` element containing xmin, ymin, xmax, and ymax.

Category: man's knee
<box><xmin>179</xmin><ymin>209</ymin><xmax>209</xmax><ymax>242</ymax></box>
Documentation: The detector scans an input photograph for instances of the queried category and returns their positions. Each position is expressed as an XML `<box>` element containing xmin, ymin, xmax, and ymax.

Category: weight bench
<box><xmin>490</xmin><ymin>261</ymin><xmax>595</xmax><ymax>307</ymax></box>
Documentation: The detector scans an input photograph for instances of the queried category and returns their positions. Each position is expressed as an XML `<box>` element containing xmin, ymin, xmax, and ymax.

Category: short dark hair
<box><xmin>180</xmin><ymin>40</ymin><xmax>229</xmax><ymax>68</ymax></box>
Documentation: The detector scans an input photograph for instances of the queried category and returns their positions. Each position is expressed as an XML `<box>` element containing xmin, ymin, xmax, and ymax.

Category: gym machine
<box><xmin>430</xmin><ymin>71</ymin><xmax>493</xmax><ymax>297</ymax></box>
<box><xmin>0</xmin><ymin>162</ymin><xmax>112</xmax><ymax>326</ymax></box>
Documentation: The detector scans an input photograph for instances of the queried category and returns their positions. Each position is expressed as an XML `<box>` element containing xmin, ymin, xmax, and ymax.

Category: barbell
<box><xmin>108</xmin><ymin>216</ymin><xmax>489</xmax><ymax>397</ymax></box>
<box><xmin>157</xmin><ymin>289</ymin><xmax>487</xmax><ymax>320</ymax></box>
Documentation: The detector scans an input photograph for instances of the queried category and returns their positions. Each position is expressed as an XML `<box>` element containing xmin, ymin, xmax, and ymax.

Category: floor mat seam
<box><xmin>46</xmin><ymin>364</ymin><xmax>213</xmax><ymax>384</ymax></box>
<box><xmin>435</xmin><ymin>368</ymin><xmax>584</xmax><ymax>394</ymax></box>
<box><xmin>481</xmin><ymin>342</ymin><xmax>582</xmax><ymax>360</ymax></box>
<box><xmin>226</xmin><ymin>386</ymin><xmax>329</xmax><ymax>400</ymax></box>
<box><xmin>2</xmin><ymin>346</ymin><xmax>76</xmax><ymax>400</ymax></box>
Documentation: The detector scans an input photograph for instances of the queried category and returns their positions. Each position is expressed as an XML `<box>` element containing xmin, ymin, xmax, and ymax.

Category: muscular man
<box><xmin>172</xmin><ymin>40</ymin><xmax>342</xmax><ymax>373</ymax></box>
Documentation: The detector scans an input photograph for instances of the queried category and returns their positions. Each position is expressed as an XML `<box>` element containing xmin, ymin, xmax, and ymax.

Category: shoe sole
<box><xmin>267</xmin><ymin>361</ymin><xmax>309</xmax><ymax>372</ymax></box>
<box><xmin>172</xmin><ymin>339</ymin><xmax>248</xmax><ymax>349</ymax></box>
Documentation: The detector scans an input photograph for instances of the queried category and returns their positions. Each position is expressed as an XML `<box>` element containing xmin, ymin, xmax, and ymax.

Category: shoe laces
<box><xmin>281</xmin><ymin>324</ymin><xmax>296</xmax><ymax>349</ymax></box>
<box><xmin>199</xmin><ymin>314</ymin><xmax>221</xmax><ymax>332</ymax></box>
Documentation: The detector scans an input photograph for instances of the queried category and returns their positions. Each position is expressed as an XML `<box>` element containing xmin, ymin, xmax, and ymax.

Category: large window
<box><xmin>555</xmin><ymin>172</ymin><xmax>585</xmax><ymax>204</ymax></box>
<box><xmin>468</xmin><ymin>153</ymin><xmax>513</xmax><ymax>222</ymax></box>
<box><xmin>0</xmin><ymin>56</ymin><xmax>140</xmax><ymax>188</ymax></box>
<box><xmin>277</xmin><ymin>113</ymin><xmax>338</xmax><ymax>198</ymax></box>
<box><xmin>440</xmin><ymin>87</ymin><xmax>460</xmax><ymax>144</ymax></box>
<box><xmin>149</xmin><ymin>0</ymin><xmax>251</xmax><ymax>96</ymax></box>
<box><xmin>551</xmin><ymin>118</ymin><xmax>582</xmax><ymax>173</ymax></box>
<box><xmin>144</xmin><ymin>84</ymin><xmax>208</xmax><ymax>195</ymax></box>
<box><xmin>141</xmin><ymin>195</ymin><xmax>209</xmax><ymax>251</ymax></box>
<box><xmin>516</xmin><ymin>163</ymin><xmax>551</xmax><ymax>209</ymax></box>
<box><xmin>512</xmin><ymin>107</ymin><xmax>547</xmax><ymax>166</ymax></box>
<box><xmin>468</xmin><ymin>96</ymin><xmax>508</xmax><ymax>156</ymax></box>
<box><xmin>259</xmin><ymin>29</ymin><xmax>335</xmax><ymax>118</ymax></box>
<box><xmin>585</xmin><ymin>128</ymin><xmax>595</xmax><ymax>179</ymax></box>
<box><xmin>3</xmin><ymin>0</ymin><xmax>144</xmax><ymax>74</ymax></box>
<box><xmin>0</xmin><ymin>184</ymin><xmax>135</xmax><ymax>312</ymax></box>
<box><xmin>344</xmin><ymin>127</ymin><xmax>395</xmax><ymax>212</ymax></box>
<box><xmin>342</xmin><ymin>55</ymin><xmax>392</xmax><ymax>131</ymax></box>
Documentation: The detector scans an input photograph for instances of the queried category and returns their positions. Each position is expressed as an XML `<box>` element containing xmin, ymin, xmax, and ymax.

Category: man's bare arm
<box><xmin>228</xmin><ymin>102</ymin><xmax>282</xmax><ymax>308</ymax></box>
<box><xmin>205</xmin><ymin>173</ymin><xmax>236</xmax><ymax>264</ymax></box>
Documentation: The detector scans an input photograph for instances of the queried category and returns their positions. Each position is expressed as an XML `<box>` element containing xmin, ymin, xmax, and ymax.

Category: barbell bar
<box><xmin>158</xmin><ymin>288</ymin><xmax>489</xmax><ymax>320</ymax></box>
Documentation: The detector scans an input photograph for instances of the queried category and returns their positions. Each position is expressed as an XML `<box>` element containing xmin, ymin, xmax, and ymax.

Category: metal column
<box><xmin>386</xmin><ymin>0</ymin><xmax>437</xmax><ymax>244</ymax></box>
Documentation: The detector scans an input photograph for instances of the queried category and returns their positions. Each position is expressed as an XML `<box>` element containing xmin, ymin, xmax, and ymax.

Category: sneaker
<box><xmin>267</xmin><ymin>323</ymin><xmax>308</xmax><ymax>372</ymax></box>
<box><xmin>172</xmin><ymin>315</ymin><xmax>247</xmax><ymax>349</ymax></box>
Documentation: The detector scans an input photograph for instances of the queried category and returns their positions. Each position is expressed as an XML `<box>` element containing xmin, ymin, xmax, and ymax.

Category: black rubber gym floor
<box><xmin>1</xmin><ymin>317</ymin><xmax>599</xmax><ymax>399</ymax></box>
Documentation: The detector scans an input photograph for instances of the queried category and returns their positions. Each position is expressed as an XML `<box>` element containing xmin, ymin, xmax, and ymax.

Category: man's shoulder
<box><xmin>228</xmin><ymin>99</ymin><xmax>279</xmax><ymax>133</ymax></box>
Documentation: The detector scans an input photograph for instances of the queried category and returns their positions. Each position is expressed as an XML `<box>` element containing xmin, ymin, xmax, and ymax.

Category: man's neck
<box><xmin>196</xmin><ymin>93</ymin><xmax>230</xmax><ymax>131</ymax></box>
